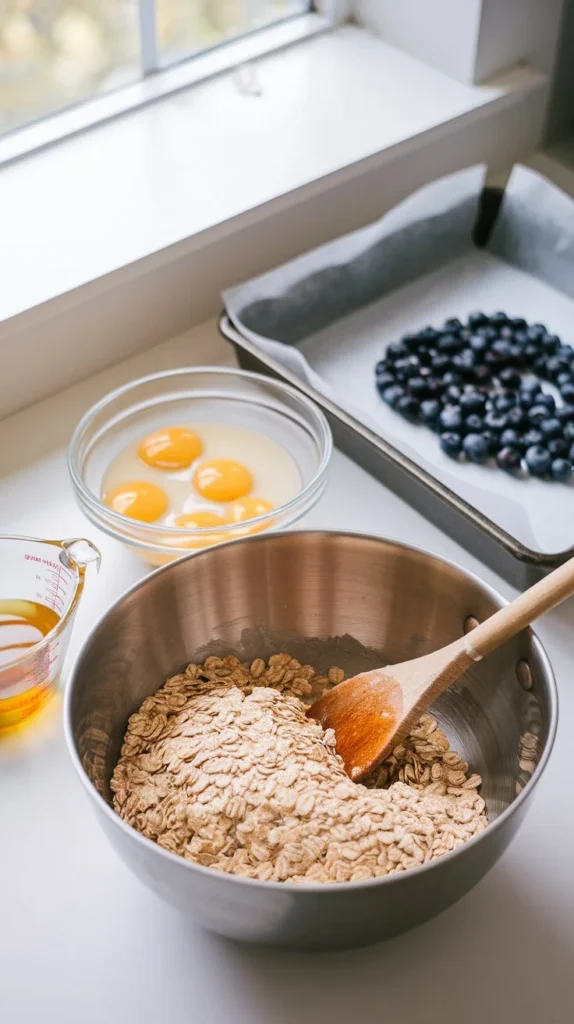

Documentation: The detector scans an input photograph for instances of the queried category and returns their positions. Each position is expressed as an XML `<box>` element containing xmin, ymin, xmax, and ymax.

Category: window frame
<box><xmin>0</xmin><ymin>1</ymin><xmax>330</xmax><ymax>168</ymax></box>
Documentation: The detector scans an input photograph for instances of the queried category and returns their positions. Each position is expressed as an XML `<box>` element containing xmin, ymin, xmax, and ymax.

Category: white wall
<box><xmin>353</xmin><ymin>0</ymin><xmax>482</xmax><ymax>84</ymax></box>
<box><xmin>475</xmin><ymin>0</ymin><xmax>564</xmax><ymax>81</ymax></box>
<box><xmin>354</xmin><ymin>0</ymin><xmax>565</xmax><ymax>85</ymax></box>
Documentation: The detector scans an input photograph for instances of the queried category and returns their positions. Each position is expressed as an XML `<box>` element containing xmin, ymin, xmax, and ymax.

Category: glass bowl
<box><xmin>68</xmin><ymin>367</ymin><xmax>332</xmax><ymax>565</ymax></box>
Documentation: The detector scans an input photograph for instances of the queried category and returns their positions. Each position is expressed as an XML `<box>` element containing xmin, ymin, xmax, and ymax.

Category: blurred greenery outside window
<box><xmin>0</xmin><ymin>1</ymin><xmax>310</xmax><ymax>137</ymax></box>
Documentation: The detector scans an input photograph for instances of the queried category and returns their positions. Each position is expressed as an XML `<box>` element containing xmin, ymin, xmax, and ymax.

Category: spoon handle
<box><xmin>464</xmin><ymin>555</ymin><xmax>574</xmax><ymax>662</ymax></box>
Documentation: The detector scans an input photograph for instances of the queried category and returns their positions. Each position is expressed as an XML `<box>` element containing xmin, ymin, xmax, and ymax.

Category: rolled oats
<box><xmin>112</xmin><ymin>653</ymin><xmax>487</xmax><ymax>884</ymax></box>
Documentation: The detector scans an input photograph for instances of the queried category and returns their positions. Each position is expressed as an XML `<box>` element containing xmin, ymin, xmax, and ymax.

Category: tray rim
<box><xmin>219</xmin><ymin>312</ymin><xmax>574</xmax><ymax>574</ymax></box>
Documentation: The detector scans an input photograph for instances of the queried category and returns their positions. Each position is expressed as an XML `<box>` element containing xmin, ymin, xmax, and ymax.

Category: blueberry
<box><xmin>548</xmin><ymin>438</ymin><xmax>569</xmax><ymax>458</ymax></box>
<box><xmin>528</xmin><ymin>404</ymin><xmax>551</xmax><ymax>424</ymax></box>
<box><xmin>473</xmin><ymin>365</ymin><xmax>492</xmax><ymax>386</ymax></box>
<box><xmin>444</xmin><ymin>384</ymin><xmax>463</xmax><ymax>404</ymax></box>
<box><xmin>417</xmin><ymin>348</ymin><xmax>433</xmax><ymax>367</ymax></box>
<box><xmin>490</xmin><ymin>311</ymin><xmax>509</xmax><ymax>326</ymax></box>
<box><xmin>395</xmin><ymin>357</ymin><xmax>420</xmax><ymax>381</ymax></box>
<box><xmin>384</xmin><ymin>316</ymin><xmax>571</xmax><ymax>483</ymax></box>
<box><xmin>484</xmin><ymin>411</ymin><xmax>508</xmax><ymax>433</ymax></box>
<box><xmin>375</xmin><ymin>372</ymin><xmax>396</xmax><ymax>393</ymax></box>
<box><xmin>537</xmin><ymin>393</ymin><xmax>556</xmax><ymax>412</ymax></box>
<box><xmin>540</xmin><ymin>417</ymin><xmax>563</xmax><ymax>441</ymax></box>
<box><xmin>460</xmin><ymin>391</ymin><xmax>486</xmax><ymax>415</ymax></box>
<box><xmin>551</xmin><ymin>458</ymin><xmax>572</xmax><ymax>481</ymax></box>
<box><xmin>496</xmin><ymin>446</ymin><xmax>522</xmax><ymax>472</ymax></box>
<box><xmin>525</xmin><ymin>445</ymin><xmax>552</xmax><ymax>476</ymax></box>
<box><xmin>431</xmin><ymin>354</ymin><xmax>451</xmax><ymax>374</ymax></box>
<box><xmin>507</xmin><ymin>406</ymin><xmax>527</xmax><ymax>429</ymax></box>
<box><xmin>438</xmin><ymin>334</ymin><xmax>461</xmax><ymax>354</ymax></box>
<box><xmin>468</xmin><ymin>311</ymin><xmax>488</xmax><ymax>328</ymax></box>
<box><xmin>523</xmin><ymin>429</ymin><xmax>544</xmax><ymax>448</ymax></box>
<box><xmin>439</xmin><ymin>406</ymin><xmax>464</xmax><ymax>432</ymax></box>
<box><xmin>396</xmin><ymin>395</ymin><xmax>420</xmax><ymax>421</ymax></box>
<box><xmin>493</xmin><ymin>394</ymin><xmax>516</xmax><ymax>414</ymax></box>
<box><xmin>500</xmin><ymin>428</ymin><xmax>522</xmax><ymax>450</ymax></box>
<box><xmin>387</xmin><ymin>342</ymin><xmax>408</xmax><ymax>361</ymax></box>
<box><xmin>426</xmin><ymin>377</ymin><xmax>444</xmax><ymax>397</ymax></box>
<box><xmin>452</xmin><ymin>351</ymin><xmax>476</xmax><ymax>375</ymax></box>
<box><xmin>407</xmin><ymin>376</ymin><xmax>430</xmax><ymax>398</ymax></box>
<box><xmin>480</xmin><ymin>428</ymin><xmax>499</xmax><ymax>452</ymax></box>
<box><xmin>418</xmin><ymin>327</ymin><xmax>440</xmax><ymax>343</ymax></box>
<box><xmin>541</xmin><ymin>333</ymin><xmax>560</xmax><ymax>353</ymax></box>
<box><xmin>546</xmin><ymin>355</ymin><xmax>571</xmax><ymax>380</ymax></box>
<box><xmin>469</xmin><ymin>334</ymin><xmax>490</xmax><ymax>355</ymax></box>
<box><xmin>419</xmin><ymin>399</ymin><xmax>441</xmax><ymax>428</ymax></box>
<box><xmin>382</xmin><ymin>384</ymin><xmax>405</xmax><ymax>408</ymax></box>
<box><xmin>463</xmin><ymin>433</ymin><xmax>489</xmax><ymax>463</ymax></box>
<box><xmin>499</xmin><ymin>367</ymin><xmax>521</xmax><ymax>389</ymax></box>
<box><xmin>442</xmin><ymin>371</ymin><xmax>464</xmax><ymax>388</ymax></box>
<box><xmin>477</xmin><ymin>325</ymin><xmax>498</xmax><ymax>343</ymax></box>
<box><xmin>486</xmin><ymin>341</ymin><xmax>513</xmax><ymax>366</ymax></box>
<box><xmin>402</xmin><ymin>333</ymin><xmax>422</xmax><ymax>352</ymax></box>
<box><xmin>440</xmin><ymin>432</ymin><xmax>463</xmax><ymax>457</ymax></box>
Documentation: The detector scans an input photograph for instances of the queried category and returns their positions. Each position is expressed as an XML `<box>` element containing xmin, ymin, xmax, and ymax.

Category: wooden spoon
<box><xmin>307</xmin><ymin>556</ymin><xmax>574</xmax><ymax>781</ymax></box>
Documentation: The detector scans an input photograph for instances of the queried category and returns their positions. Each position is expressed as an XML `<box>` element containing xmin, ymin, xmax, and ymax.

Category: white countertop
<box><xmin>2</xmin><ymin>323</ymin><xmax>573</xmax><ymax>1024</ymax></box>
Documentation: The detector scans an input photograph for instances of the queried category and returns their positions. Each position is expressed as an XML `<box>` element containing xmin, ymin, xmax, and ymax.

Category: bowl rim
<box><xmin>63</xmin><ymin>529</ymin><xmax>559</xmax><ymax>895</ymax></box>
<box><xmin>67</xmin><ymin>366</ymin><xmax>333</xmax><ymax>541</ymax></box>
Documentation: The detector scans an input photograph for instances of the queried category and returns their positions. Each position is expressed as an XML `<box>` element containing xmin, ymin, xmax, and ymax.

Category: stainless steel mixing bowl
<box><xmin>65</xmin><ymin>532</ymin><xmax>557</xmax><ymax>949</ymax></box>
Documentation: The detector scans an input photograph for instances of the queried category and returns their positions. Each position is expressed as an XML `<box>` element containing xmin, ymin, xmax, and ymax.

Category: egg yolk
<box><xmin>138</xmin><ymin>427</ymin><xmax>203</xmax><ymax>470</ymax></box>
<box><xmin>174</xmin><ymin>511</ymin><xmax>226</xmax><ymax>529</ymax></box>
<box><xmin>226</xmin><ymin>497</ymin><xmax>274</xmax><ymax>523</ymax></box>
<box><xmin>104</xmin><ymin>481</ymin><xmax>168</xmax><ymax>522</ymax></box>
<box><xmin>193</xmin><ymin>459</ymin><xmax>253</xmax><ymax>502</ymax></box>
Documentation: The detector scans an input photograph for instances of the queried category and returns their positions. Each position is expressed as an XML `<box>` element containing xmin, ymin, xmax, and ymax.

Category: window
<box><xmin>0</xmin><ymin>1</ymin><xmax>312</xmax><ymax>140</ymax></box>
<box><xmin>157</xmin><ymin>1</ymin><xmax>311</xmax><ymax>66</ymax></box>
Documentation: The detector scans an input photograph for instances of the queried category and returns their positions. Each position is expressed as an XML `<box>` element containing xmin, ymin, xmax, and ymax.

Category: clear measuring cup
<box><xmin>0</xmin><ymin>535</ymin><xmax>100</xmax><ymax>732</ymax></box>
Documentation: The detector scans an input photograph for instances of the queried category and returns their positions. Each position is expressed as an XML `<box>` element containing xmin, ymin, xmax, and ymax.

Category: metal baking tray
<box><xmin>219</xmin><ymin>166</ymin><xmax>574</xmax><ymax>589</ymax></box>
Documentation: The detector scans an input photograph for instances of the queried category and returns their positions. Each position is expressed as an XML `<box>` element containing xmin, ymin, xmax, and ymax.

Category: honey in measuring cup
<box><xmin>0</xmin><ymin>536</ymin><xmax>100</xmax><ymax>733</ymax></box>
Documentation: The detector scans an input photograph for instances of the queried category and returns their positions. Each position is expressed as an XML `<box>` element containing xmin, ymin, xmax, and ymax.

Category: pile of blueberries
<box><xmin>375</xmin><ymin>312</ymin><xmax>574</xmax><ymax>481</ymax></box>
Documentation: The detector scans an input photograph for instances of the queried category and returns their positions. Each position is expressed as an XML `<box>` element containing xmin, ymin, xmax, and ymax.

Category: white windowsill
<box><xmin>0</xmin><ymin>12</ymin><xmax>330</xmax><ymax>168</ymax></box>
<box><xmin>0</xmin><ymin>25</ymin><xmax>545</xmax><ymax>327</ymax></box>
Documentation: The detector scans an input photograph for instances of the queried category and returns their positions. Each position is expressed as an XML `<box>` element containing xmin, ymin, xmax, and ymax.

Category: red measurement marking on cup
<box><xmin>44</xmin><ymin>565</ymin><xmax>68</xmax><ymax>615</ymax></box>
